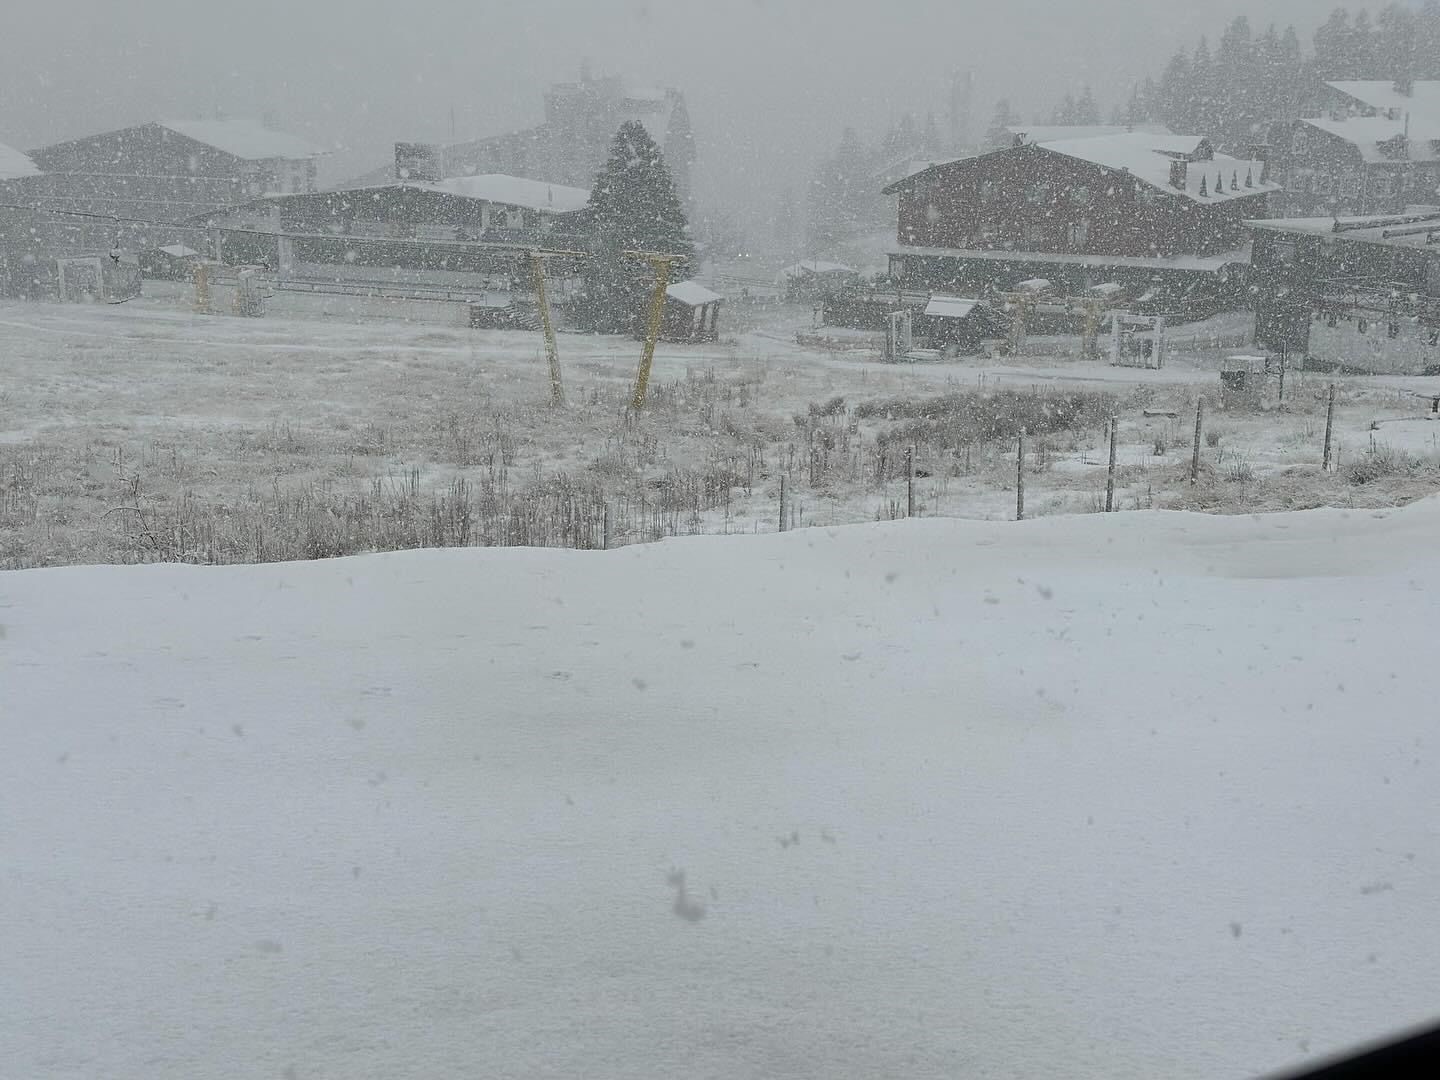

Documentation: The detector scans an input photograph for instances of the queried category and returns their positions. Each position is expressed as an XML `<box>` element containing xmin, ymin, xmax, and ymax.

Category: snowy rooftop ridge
<box><xmin>1007</xmin><ymin>123</ymin><xmax>1171</xmax><ymax>145</ymax></box>
<box><xmin>0</xmin><ymin>139</ymin><xmax>41</xmax><ymax>180</ymax></box>
<box><xmin>425</xmin><ymin>174</ymin><xmax>591</xmax><ymax>213</ymax></box>
<box><xmin>666</xmin><ymin>280</ymin><xmax>722</xmax><ymax>306</ymax></box>
<box><xmin>1037</xmin><ymin>132</ymin><xmax>1278</xmax><ymax>204</ymax></box>
<box><xmin>159</xmin><ymin>120</ymin><xmax>322</xmax><ymax>161</ymax></box>
<box><xmin>1326</xmin><ymin>80</ymin><xmax>1440</xmax><ymax>123</ymax></box>
<box><xmin>1301</xmin><ymin>115</ymin><xmax>1440</xmax><ymax>164</ymax></box>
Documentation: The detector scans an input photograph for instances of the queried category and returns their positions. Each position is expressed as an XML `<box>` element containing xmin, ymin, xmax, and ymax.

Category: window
<box><xmin>1314</xmin><ymin>173</ymin><xmax>1335</xmax><ymax>196</ymax></box>
<box><xmin>1340</xmin><ymin>174</ymin><xmax>1361</xmax><ymax>198</ymax></box>
<box><xmin>1371</xmin><ymin>173</ymin><xmax>1394</xmax><ymax>197</ymax></box>
<box><xmin>1291</xmin><ymin>128</ymin><xmax>1307</xmax><ymax>154</ymax></box>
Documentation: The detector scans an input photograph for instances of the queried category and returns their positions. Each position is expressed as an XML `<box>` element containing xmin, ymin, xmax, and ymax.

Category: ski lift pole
<box><xmin>529</xmin><ymin>251</ymin><xmax>565</xmax><ymax>406</ymax></box>
<box><xmin>629</xmin><ymin>251</ymin><xmax>682</xmax><ymax>411</ymax></box>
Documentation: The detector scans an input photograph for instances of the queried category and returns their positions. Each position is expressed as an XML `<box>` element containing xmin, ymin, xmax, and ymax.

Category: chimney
<box><xmin>1169</xmin><ymin>158</ymin><xmax>1188</xmax><ymax>190</ymax></box>
<box><xmin>1395</xmin><ymin>77</ymin><xmax>1414</xmax><ymax>97</ymax></box>
<box><xmin>1245</xmin><ymin>167</ymin><xmax>1254</xmax><ymax>188</ymax></box>
<box><xmin>1231</xmin><ymin>170</ymin><xmax>1239</xmax><ymax>192</ymax></box>
<box><xmin>1199</xmin><ymin>174</ymin><xmax>1208</xmax><ymax>197</ymax></box>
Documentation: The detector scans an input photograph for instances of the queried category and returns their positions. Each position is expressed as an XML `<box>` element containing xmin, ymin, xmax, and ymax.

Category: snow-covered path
<box><xmin>5</xmin><ymin>504</ymin><xmax>1440</xmax><ymax>1079</ymax></box>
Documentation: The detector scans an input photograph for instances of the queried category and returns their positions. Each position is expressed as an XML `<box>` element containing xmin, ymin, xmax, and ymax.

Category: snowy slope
<box><xmin>6</xmin><ymin>505</ymin><xmax>1440</xmax><ymax>1079</ymax></box>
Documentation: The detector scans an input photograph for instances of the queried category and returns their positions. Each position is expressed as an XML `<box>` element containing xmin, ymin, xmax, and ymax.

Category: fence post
<box><xmin>906</xmin><ymin>444</ymin><xmax>915</xmax><ymax>518</ymax></box>
<box><xmin>1105</xmin><ymin>416</ymin><xmax>1118</xmax><ymax>512</ymax></box>
<box><xmin>1016</xmin><ymin>431</ymin><xmax>1026</xmax><ymax>521</ymax></box>
<box><xmin>779</xmin><ymin>474</ymin><xmax>786</xmax><ymax>533</ymax></box>
<box><xmin>1190</xmin><ymin>398</ymin><xmax>1204</xmax><ymax>484</ymax></box>
<box><xmin>602</xmin><ymin>503</ymin><xmax>610</xmax><ymax>550</ymax></box>
<box><xmin>1323</xmin><ymin>383</ymin><xmax>1337</xmax><ymax>472</ymax></box>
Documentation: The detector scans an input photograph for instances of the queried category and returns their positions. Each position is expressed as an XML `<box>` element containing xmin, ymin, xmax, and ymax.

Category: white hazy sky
<box><xmin>0</xmin><ymin>0</ymin><xmax>1343</xmax><ymax>214</ymax></box>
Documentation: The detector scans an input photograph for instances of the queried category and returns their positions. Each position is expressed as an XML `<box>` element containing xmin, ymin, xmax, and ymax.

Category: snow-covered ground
<box><xmin>3</xmin><ymin>290</ymin><xmax>1439</xmax><ymax>568</ymax></box>
<box><xmin>6</xmin><ymin>500</ymin><xmax>1440</xmax><ymax>1079</ymax></box>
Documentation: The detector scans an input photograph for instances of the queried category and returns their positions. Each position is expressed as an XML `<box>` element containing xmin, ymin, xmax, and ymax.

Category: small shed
<box><xmin>138</xmin><ymin>244</ymin><xmax>202</xmax><ymax>280</ymax></box>
<box><xmin>662</xmin><ymin>280</ymin><xmax>722</xmax><ymax>342</ymax></box>
<box><xmin>917</xmin><ymin>295</ymin><xmax>1011</xmax><ymax>355</ymax></box>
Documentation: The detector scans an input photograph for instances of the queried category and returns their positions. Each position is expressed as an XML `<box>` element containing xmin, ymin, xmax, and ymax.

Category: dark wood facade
<box><xmin>0</xmin><ymin>122</ymin><xmax>317</xmax><ymax>257</ymax></box>
<box><xmin>1262</xmin><ymin>119</ymin><xmax>1440</xmax><ymax>218</ymax></box>
<box><xmin>890</xmin><ymin>144</ymin><xmax>1263</xmax><ymax>261</ymax></box>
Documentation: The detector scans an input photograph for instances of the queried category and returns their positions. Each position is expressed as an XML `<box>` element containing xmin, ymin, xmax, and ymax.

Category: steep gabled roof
<box><xmin>1326</xmin><ymin>80</ymin><xmax>1440</xmax><ymax>123</ymax></box>
<box><xmin>1302</xmin><ymin>115</ymin><xmax>1440</xmax><ymax>164</ymax></box>
<box><xmin>428</xmin><ymin>174</ymin><xmax>590</xmax><ymax>213</ymax></box>
<box><xmin>887</xmin><ymin>133</ymin><xmax>1278</xmax><ymax>205</ymax></box>
<box><xmin>0</xmin><ymin>140</ymin><xmax>41</xmax><ymax>180</ymax></box>
<box><xmin>159</xmin><ymin>120</ymin><xmax>321</xmax><ymax>161</ymax></box>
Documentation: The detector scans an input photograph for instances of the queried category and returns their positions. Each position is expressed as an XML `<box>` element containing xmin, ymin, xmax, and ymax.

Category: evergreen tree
<box><xmin>1191</xmin><ymin>37</ymin><xmax>1217</xmax><ymax>136</ymax></box>
<box><xmin>985</xmin><ymin>98</ymin><xmax>1018</xmax><ymax>150</ymax></box>
<box><xmin>579</xmin><ymin>121</ymin><xmax>694</xmax><ymax>334</ymax></box>
<box><xmin>1074</xmin><ymin>86</ymin><xmax>1101</xmax><ymax>125</ymax></box>
<box><xmin>1422</xmin><ymin>2</ymin><xmax>1440</xmax><ymax>79</ymax></box>
<box><xmin>1314</xmin><ymin>8</ymin><xmax>1354</xmax><ymax>81</ymax></box>
<box><xmin>1376</xmin><ymin>3</ymin><xmax>1418</xmax><ymax>83</ymax></box>
<box><xmin>1158</xmin><ymin>49</ymin><xmax>1193</xmax><ymax>128</ymax></box>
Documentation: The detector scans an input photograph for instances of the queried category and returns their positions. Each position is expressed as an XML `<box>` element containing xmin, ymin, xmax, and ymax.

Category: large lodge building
<box><xmin>883</xmin><ymin>131</ymin><xmax>1280</xmax><ymax>307</ymax></box>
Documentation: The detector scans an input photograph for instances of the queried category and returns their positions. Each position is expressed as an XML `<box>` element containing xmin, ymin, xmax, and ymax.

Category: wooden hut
<box><xmin>662</xmin><ymin>280</ymin><xmax>722</xmax><ymax>341</ymax></box>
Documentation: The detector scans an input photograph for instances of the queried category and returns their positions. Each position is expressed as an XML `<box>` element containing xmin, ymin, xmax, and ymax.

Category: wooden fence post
<box><xmin>1323</xmin><ymin>383</ymin><xmax>1337</xmax><ymax>472</ymax></box>
<box><xmin>906</xmin><ymin>444</ymin><xmax>915</xmax><ymax>518</ymax></box>
<box><xmin>1190</xmin><ymin>398</ymin><xmax>1204</xmax><ymax>484</ymax></box>
<box><xmin>779</xmin><ymin>474</ymin><xmax>786</xmax><ymax>533</ymax></box>
<box><xmin>1105</xmin><ymin>416</ymin><xmax>1118</xmax><ymax>512</ymax></box>
<box><xmin>602</xmin><ymin>503</ymin><xmax>610</xmax><ymax>550</ymax></box>
<box><xmin>1016</xmin><ymin>431</ymin><xmax>1026</xmax><ymax>521</ymax></box>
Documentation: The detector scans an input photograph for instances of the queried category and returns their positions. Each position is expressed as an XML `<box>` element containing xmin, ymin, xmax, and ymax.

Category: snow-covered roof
<box><xmin>1039</xmin><ymin>132</ymin><xmax>1279</xmax><ymax>204</ymax></box>
<box><xmin>892</xmin><ymin>244</ymin><xmax>1253</xmax><ymax>275</ymax></box>
<box><xmin>1302</xmin><ymin>116</ymin><xmax>1440</xmax><ymax>164</ymax></box>
<box><xmin>923</xmin><ymin>295</ymin><xmax>980</xmax><ymax>319</ymax></box>
<box><xmin>1248</xmin><ymin>211</ymin><xmax>1440</xmax><ymax>251</ymax></box>
<box><xmin>1327</xmin><ymin>80</ymin><xmax>1440</xmax><ymax>122</ymax></box>
<box><xmin>666</xmin><ymin>280</ymin><xmax>722</xmax><ymax>306</ymax></box>
<box><xmin>157</xmin><ymin>244</ymin><xmax>200</xmax><ymax>258</ymax></box>
<box><xmin>779</xmin><ymin>260</ymin><xmax>856</xmax><ymax>280</ymax></box>
<box><xmin>429</xmin><ymin>174</ymin><xmax>590</xmax><ymax>213</ymax></box>
<box><xmin>0</xmin><ymin>140</ymin><xmax>41</xmax><ymax>180</ymax></box>
<box><xmin>1007</xmin><ymin>123</ymin><xmax>1171</xmax><ymax>145</ymax></box>
<box><xmin>160</xmin><ymin>120</ymin><xmax>321</xmax><ymax>161</ymax></box>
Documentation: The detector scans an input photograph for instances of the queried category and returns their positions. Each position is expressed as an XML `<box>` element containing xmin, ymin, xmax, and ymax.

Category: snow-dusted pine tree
<box><xmin>578</xmin><ymin>121</ymin><xmax>694</xmax><ymax>334</ymax></box>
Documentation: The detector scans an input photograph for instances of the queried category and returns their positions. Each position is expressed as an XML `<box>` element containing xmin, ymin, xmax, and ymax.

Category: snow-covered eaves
<box><xmin>0</xmin><ymin>140</ymin><xmax>41</xmax><ymax>180</ymax></box>
<box><xmin>1301</xmin><ymin>116</ymin><xmax>1439</xmax><ymax>164</ymax></box>
<box><xmin>922</xmin><ymin>295</ymin><xmax>980</xmax><ymax>319</ymax></box>
<box><xmin>427</xmin><ymin>175</ymin><xmax>590</xmax><ymax>213</ymax></box>
<box><xmin>160</xmin><ymin>120</ymin><xmax>322</xmax><ymax>161</ymax></box>
<box><xmin>1038</xmin><ymin>133</ymin><xmax>1278</xmax><ymax>204</ymax></box>
<box><xmin>666</xmin><ymin>280</ymin><xmax>722</xmax><ymax>306</ymax></box>
<box><xmin>156</xmin><ymin>244</ymin><xmax>200</xmax><ymax>258</ymax></box>
<box><xmin>1006</xmin><ymin>123</ymin><xmax>1170</xmax><ymax>145</ymax></box>
<box><xmin>892</xmin><ymin>243</ymin><xmax>1252</xmax><ymax>275</ymax></box>
<box><xmin>1326</xmin><ymin>80</ymin><xmax>1440</xmax><ymax>123</ymax></box>
<box><xmin>1247</xmin><ymin>211</ymin><xmax>1440</xmax><ymax>251</ymax></box>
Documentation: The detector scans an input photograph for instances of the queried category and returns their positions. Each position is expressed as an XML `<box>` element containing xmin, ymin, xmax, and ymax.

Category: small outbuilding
<box><xmin>662</xmin><ymin>280</ymin><xmax>722</xmax><ymax>342</ymax></box>
<box><xmin>138</xmin><ymin>244</ymin><xmax>202</xmax><ymax>280</ymax></box>
<box><xmin>916</xmin><ymin>295</ymin><xmax>1010</xmax><ymax>355</ymax></box>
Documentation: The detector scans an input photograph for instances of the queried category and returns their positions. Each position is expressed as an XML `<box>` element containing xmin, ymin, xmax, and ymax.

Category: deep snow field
<box><xmin>6</xmin><ymin>500</ymin><xmax>1440</xmax><ymax>1079</ymax></box>
<box><xmin>2</xmin><ymin>288</ymin><xmax>1439</xmax><ymax>568</ymax></box>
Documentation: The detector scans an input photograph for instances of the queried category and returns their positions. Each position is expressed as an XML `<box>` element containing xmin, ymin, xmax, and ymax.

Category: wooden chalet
<box><xmin>882</xmin><ymin>132</ymin><xmax>1279</xmax><ymax>313</ymax></box>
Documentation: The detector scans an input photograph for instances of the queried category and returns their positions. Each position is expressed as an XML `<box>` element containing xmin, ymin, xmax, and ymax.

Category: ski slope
<box><xmin>5</xmin><ymin>504</ymin><xmax>1440</xmax><ymax>1079</ymax></box>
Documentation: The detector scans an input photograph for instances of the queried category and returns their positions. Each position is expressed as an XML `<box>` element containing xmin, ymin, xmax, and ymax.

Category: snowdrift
<box><xmin>6</xmin><ymin>502</ymin><xmax>1440</xmax><ymax>1079</ymax></box>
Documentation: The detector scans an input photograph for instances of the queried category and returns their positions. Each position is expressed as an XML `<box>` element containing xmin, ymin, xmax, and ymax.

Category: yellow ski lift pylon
<box><xmin>626</xmin><ymin>250</ymin><xmax>687</xmax><ymax>411</ymax></box>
